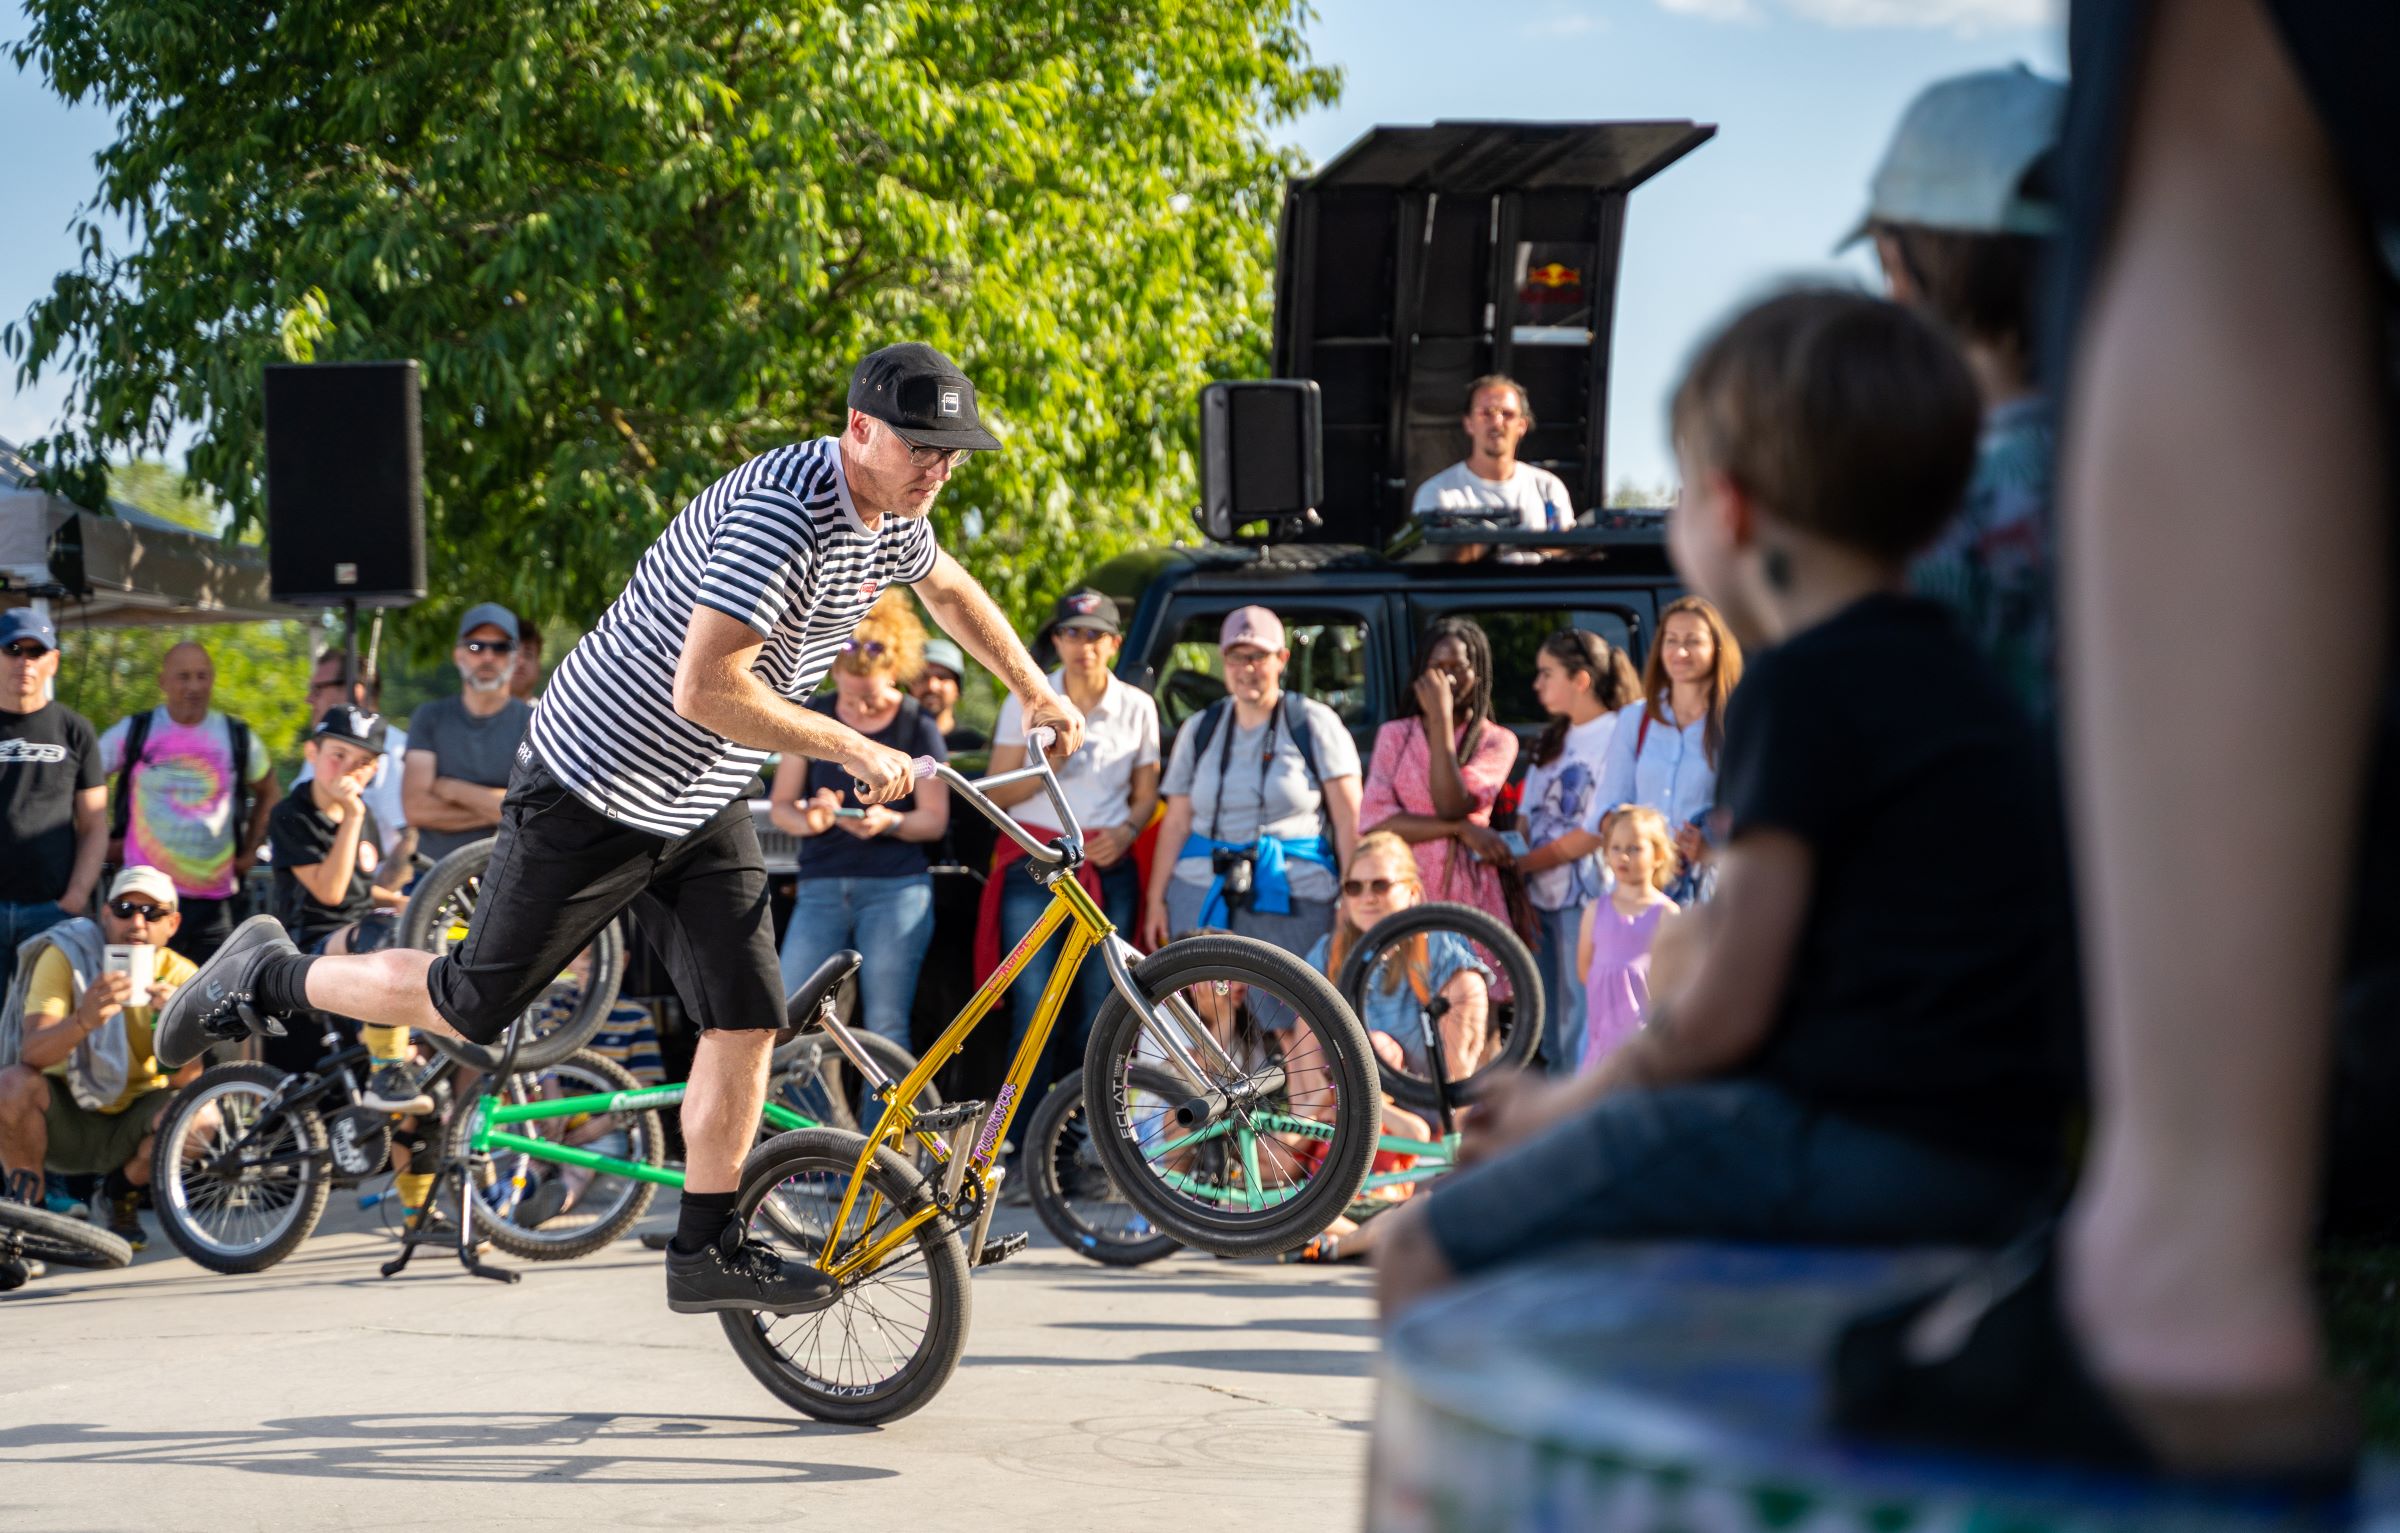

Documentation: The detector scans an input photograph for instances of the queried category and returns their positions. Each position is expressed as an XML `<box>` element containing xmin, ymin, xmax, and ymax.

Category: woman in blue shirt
<box><xmin>1586</xmin><ymin>596</ymin><xmax>1744</xmax><ymax>884</ymax></box>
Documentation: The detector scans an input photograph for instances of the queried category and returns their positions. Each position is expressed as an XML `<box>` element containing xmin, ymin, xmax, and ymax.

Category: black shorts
<box><xmin>425</xmin><ymin>746</ymin><xmax>783</xmax><ymax>1045</ymax></box>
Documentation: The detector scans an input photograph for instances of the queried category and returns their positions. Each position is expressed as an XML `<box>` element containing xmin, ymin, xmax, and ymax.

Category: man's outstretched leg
<box><xmin>152</xmin><ymin>915</ymin><xmax>451</xmax><ymax>1069</ymax></box>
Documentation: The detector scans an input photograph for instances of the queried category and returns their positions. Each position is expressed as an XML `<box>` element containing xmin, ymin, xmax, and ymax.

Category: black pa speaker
<box><xmin>1198</xmin><ymin>380</ymin><xmax>1322</xmax><ymax>542</ymax></box>
<box><xmin>265</xmin><ymin>361</ymin><xmax>427</xmax><ymax>606</ymax></box>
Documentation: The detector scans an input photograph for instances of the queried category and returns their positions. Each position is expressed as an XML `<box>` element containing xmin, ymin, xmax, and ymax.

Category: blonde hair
<box><xmin>1325</xmin><ymin>832</ymin><xmax>1430</xmax><ymax>997</ymax></box>
<box><xmin>844</xmin><ymin>590</ymin><xmax>926</xmax><ymax>685</ymax></box>
<box><xmin>1599</xmin><ymin>803</ymin><xmax>1681</xmax><ymax>892</ymax></box>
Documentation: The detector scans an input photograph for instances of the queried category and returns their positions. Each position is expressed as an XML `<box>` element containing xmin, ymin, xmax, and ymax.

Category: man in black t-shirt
<box><xmin>1377</xmin><ymin>290</ymin><xmax>2075</xmax><ymax>1321</ymax></box>
<box><xmin>0</xmin><ymin>611</ymin><xmax>108</xmax><ymax>1001</ymax></box>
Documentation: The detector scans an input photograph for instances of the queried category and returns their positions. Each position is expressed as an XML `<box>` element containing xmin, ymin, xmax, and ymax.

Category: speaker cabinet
<box><xmin>1198</xmin><ymin>380</ymin><xmax>1323</xmax><ymax>541</ymax></box>
<box><xmin>265</xmin><ymin>361</ymin><xmax>427</xmax><ymax>606</ymax></box>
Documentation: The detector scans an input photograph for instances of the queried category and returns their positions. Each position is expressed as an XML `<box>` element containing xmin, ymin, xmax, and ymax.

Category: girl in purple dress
<box><xmin>1579</xmin><ymin>805</ymin><xmax>1681</xmax><ymax>1070</ymax></box>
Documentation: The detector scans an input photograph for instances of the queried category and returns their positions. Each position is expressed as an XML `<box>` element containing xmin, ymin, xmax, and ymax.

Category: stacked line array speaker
<box><xmin>265</xmin><ymin>360</ymin><xmax>427</xmax><ymax>606</ymax></box>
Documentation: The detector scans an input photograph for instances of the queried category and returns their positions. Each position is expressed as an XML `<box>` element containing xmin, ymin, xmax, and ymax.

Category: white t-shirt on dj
<box><xmin>1410</xmin><ymin>459</ymin><xmax>1576</xmax><ymax>532</ymax></box>
<box><xmin>994</xmin><ymin>669</ymin><xmax>1160</xmax><ymax>834</ymax></box>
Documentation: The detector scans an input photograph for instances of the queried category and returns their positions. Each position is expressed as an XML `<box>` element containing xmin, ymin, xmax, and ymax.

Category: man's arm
<box><xmin>61</xmin><ymin>786</ymin><xmax>108</xmax><ymax>914</ymax></box>
<box><xmin>401</xmin><ymin>751</ymin><xmax>493</xmax><ymax>831</ymax></box>
<box><xmin>431</xmin><ymin>777</ymin><xmax>507</xmax><ymax>821</ymax></box>
<box><xmin>913</xmin><ymin>550</ymin><xmax>1084</xmax><ymax>760</ymax></box>
<box><xmin>236</xmin><ymin>766</ymin><xmax>279</xmax><ymax>871</ymax></box>
<box><xmin>672</xmin><ymin>607</ymin><xmax>919</xmax><ymax>802</ymax></box>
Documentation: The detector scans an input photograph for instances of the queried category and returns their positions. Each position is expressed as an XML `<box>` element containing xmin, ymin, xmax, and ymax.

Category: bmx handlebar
<box><xmin>856</xmin><ymin>726</ymin><xmax>1079</xmax><ymax>867</ymax></box>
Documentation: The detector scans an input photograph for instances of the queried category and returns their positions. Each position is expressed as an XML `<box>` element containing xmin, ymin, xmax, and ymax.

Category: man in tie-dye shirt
<box><xmin>99</xmin><ymin>643</ymin><xmax>280</xmax><ymax>961</ymax></box>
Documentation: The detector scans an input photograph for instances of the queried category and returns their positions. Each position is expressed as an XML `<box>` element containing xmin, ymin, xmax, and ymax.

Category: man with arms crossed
<box><xmin>157</xmin><ymin>343</ymin><xmax>1084</xmax><ymax>1313</ymax></box>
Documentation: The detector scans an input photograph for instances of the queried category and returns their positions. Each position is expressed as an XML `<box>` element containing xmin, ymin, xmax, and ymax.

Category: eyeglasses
<box><xmin>1341</xmin><ymin>877</ymin><xmax>1401</xmax><ymax>898</ymax></box>
<box><xmin>839</xmin><ymin>639</ymin><xmax>887</xmax><ymax>658</ymax></box>
<box><xmin>903</xmin><ymin>442</ymin><xmax>973</xmax><ymax>471</ymax></box>
<box><xmin>3</xmin><ymin>641</ymin><xmax>50</xmax><ymax>660</ymax></box>
<box><xmin>1054</xmin><ymin>626</ymin><xmax>1111</xmax><ymax>644</ymax></box>
<box><xmin>461</xmin><ymin>639</ymin><xmax>516</xmax><ymax>656</ymax></box>
<box><xmin>108</xmin><ymin>898</ymin><xmax>174</xmax><ymax>921</ymax></box>
<box><xmin>1222</xmin><ymin>649</ymin><xmax>1275</xmax><ymax>671</ymax></box>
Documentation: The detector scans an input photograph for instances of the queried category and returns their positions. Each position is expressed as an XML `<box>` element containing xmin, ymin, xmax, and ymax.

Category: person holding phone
<box><xmin>770</xmin><ymin>591</ymin><xmax>950</xmax><ymax>1051</ymax></box>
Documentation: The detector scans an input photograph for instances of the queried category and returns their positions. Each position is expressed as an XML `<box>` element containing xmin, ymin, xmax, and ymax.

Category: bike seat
<box><xmin>782</xmin><ymin>949</ymin><xmax>862</xmax><ymax>1036</ymax></box>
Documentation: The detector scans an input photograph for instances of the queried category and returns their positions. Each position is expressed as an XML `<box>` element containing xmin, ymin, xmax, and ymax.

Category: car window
<box><xmin>1420</xmin><ymin>606</ymin><xmax>1639</xmax><ymax>728</ymax></box>
<box><xmin>1152</xmin><ymin>610</ymin><xmax>1373</xmax><ymax>738</ymax></box>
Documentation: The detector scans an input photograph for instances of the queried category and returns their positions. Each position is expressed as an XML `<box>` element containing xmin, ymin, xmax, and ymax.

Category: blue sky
<box><xmin>1</xmin><ymin>0</ymin><xmax>2063</xmax><ymax>494</ymax></box>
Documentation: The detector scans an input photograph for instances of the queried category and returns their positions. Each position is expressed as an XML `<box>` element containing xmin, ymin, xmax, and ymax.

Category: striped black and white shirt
<box><xmin>531</xmin><ymin>436</ymin><xmax>939</xmax><ymax>838</ymax></box>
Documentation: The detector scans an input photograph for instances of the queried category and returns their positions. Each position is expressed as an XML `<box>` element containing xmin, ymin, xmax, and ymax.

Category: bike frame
<box><xmin>467</xmin><ymin>1081</ymin><xmax>823</xmax><ymax>1192</ymax></box>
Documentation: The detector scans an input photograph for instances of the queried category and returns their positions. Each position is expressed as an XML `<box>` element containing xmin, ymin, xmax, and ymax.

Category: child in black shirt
<box><xmin>266</xmin><ymin>705</ymin><xmax>426</xmax><ymax>1114</ymax></box>
<box><xmin>1377</xmin><ymin>289</ymin><xmax>2075</xmax><ymax>1318</ymax></box>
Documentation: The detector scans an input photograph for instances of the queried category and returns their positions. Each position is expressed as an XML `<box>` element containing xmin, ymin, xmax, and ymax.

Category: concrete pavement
<box><xmin>0</xmin><ymin>1198</ymin><xmax>1375</xmax><ymax>1531</ymax></box>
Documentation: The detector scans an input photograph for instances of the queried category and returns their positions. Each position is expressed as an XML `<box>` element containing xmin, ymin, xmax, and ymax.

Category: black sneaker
<box><xmin>664</xmin><ymin>1224</ymin><xmax>838</xmax><ymax>1315</ymax></box>
<box><xmin>107</xmin><ymin>1190</ymin><xmax>147</xmax><ymax>1252</ymax></box>
<box><xmin>359</xmin><ymin>1064</ymin><xmax>435</xmax><ymax>1116</ymax></box>
<box><xmin>153</xmin><ymin>915</ymin><xmax>297</xmax><ymax>1069</ymax></box>
<box><xmin>513</xmin><ymin>1174</ymin><xmax>571</xmax><ymax>1230</ymax></box>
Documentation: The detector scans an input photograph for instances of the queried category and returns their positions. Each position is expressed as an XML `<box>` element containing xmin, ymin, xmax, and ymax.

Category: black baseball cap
<box><xmin>848</xmin><ymin>343</ymin><xmax>1002</xmax><ymax>452</ymax></box>
<box><xmin>312</xmin><ymin>703</ymin><xmax>389</xmax><ymax>755</ymax></box>
<box><xmin>1041</xmin><ymin>588</ymin><xmax>1122</xmax><ymax>640</ymax></box>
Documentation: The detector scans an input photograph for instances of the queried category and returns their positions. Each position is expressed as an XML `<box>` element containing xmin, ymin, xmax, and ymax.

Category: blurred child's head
<box><xmin>1601</xmin><ymin>804</ymin><xmax>1680</xmax><ymax>894</ymax></box>
<box><xmin>1668</xmin><ymin>288</ymin><xmax>1981</xmax><ymax>642</ymax></box>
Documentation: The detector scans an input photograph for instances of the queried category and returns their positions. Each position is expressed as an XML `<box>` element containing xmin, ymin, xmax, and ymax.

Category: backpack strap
<box><xmin>109</xmin><ymin>709</ymin><xmax>156</xmax><ymax>847</ymax></box>
<box><xmin>1279</xmin><ymin>692</ymin><xmax>1323</xmax><ymax>792</ymax></box>
<box><xmin>1186</xmin><ymin>697</ymin><xmax>1231</xmax><ymax>763</ymax></box>
<box><xmin>227</xmin><ymin>715</ymin><xmax>255</xmax><ymax>852</ymax></box>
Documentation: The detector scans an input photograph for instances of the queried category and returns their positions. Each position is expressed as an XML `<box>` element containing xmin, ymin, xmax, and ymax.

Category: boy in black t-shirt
<box><xmin>266</xmin><ymin>705</ymin><xmax>426</xmax><ymax>1114</ymax></box>
<box><xmin>1377</xmin><ymin>289</ymin><xmax>2075</xmax><ymax>1319</ymax></box>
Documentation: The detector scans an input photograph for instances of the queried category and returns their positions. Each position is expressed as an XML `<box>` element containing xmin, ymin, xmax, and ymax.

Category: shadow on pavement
<box><xmin>0</xmin><ymin>1413</ymin><xmax>904</xmax><ymax>1485</ymax></box>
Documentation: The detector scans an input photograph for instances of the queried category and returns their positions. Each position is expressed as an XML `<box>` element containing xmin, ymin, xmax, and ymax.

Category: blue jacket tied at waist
<box><xmin>1178</xmin><ymin>833</ymin><xmax>1336</xmax><ymax>930</ymax></box>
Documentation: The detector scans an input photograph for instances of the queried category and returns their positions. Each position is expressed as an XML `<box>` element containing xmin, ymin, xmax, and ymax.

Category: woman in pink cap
<box><xmin>1142</xmin><ymin>605</ymin><xmax>1361</xmax><ymax>959</ymax></box>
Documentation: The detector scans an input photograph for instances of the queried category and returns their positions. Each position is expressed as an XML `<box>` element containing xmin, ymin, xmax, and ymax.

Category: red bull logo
<box><xmin>1525</xmin><ymin>262</ymin><xmax>1581</xmax><ymax>290</ymax></box>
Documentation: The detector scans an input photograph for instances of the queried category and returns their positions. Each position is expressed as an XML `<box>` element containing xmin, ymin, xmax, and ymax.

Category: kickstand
<box><xmin>379</xmin><ymin>1018</ymin><xmax>527</xmax><ymax>1284</ymax></box>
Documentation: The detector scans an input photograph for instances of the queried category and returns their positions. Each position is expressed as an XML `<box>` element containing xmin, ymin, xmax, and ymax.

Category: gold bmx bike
<box><xmin>719</xmin><ymin>728</ymin><xmax>1380</xmax><ymax>1422</ymax></box>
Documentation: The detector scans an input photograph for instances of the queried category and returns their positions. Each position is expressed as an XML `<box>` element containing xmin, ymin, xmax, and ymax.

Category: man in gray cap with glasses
<box><xmin>402</xmin><ymin>602</ymin><xmax>535</xmax><ymax>865</ymax></box>
<box><xmin>156</xmin><ymin>342</ymin><xmax>1084</xmax><ymax>1317</ymax></box>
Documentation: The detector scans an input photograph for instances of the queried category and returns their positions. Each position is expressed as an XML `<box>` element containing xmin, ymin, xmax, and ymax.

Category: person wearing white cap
<box><xmin>1850</xmin><ymin>63</ymin><xmax>2066</xmax><ymax>728</ymax></box>
<box><xmin>1143</xmin><ymin>605</ymin><xmax>1361</xmax><ymax>959</ymax></box>
<box><xmin>0</xmin><ymin>864</ymin><xmax>200</xmax><ymax>1250</ymax></box>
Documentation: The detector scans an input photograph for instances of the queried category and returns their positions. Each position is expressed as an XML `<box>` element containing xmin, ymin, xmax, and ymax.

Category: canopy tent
<box><xmin>0</xmin><ymin>438</ymin><xmax>296</xmax><ymax>628</ymax></box>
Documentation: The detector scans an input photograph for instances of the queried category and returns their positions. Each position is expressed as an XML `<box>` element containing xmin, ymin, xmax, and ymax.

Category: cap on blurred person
<box><xmin>848</xmin><ymin>343</ymin><xmax>1003</xmax><ymax>452</ymax></box>
<box><xmin>0</xmin><ymin>609</ymin><xmax>59</xmax><ymax>652</ymax></box>
<box><xmin>457</xmin><ymin>602</ymin><xmax>521</xmax><ymax>642</ymax></box>
<box><xmin>1040</xmin><ymin>589</ymin><xmax>1122</xmax><ymax>643</ymax></box>
<box><xmin>312</xmin><ymin>703</ymin><xmax>389</xmax><ymax>754</ymax></box>
<box><xmin>921</xmin><ymin>638</ymin><xmax>967</xmax><ymax>681</ymax></box>
<box><xmin>108</xmin><ymin>865</ymin><xmax>179</xmax><ymax>909</ymax></box>
<box><xmin>1218</xmin><ymin>606</ymin><xmax>1285</xmax><ymax>653</ymax></box>
<box><xmin>1841</xmin><ymin>64</ymin><xmax>2066</xmax><ymax>247</ymax></box>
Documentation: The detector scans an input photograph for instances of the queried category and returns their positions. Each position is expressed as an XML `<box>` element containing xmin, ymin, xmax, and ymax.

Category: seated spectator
<box><xmin>1410</xmin><ymin>375</ymin><xmax>1575</xmax><ymax>562</ymax></box>
<box><xmin>1587</xmin><ymin>595</ymin><xmax>1742</xmax><ymax>898</ymax></box>
<box><xmin>297</xmin><ymin>647</ymin><xmax>413</xmax><ymax>865</ymax></box>
<box><xmin>1510</xmin><ymin>629</ymin><xmax>1644</xmax><ymax>1072</ymax></box>
<box><xmin>1361</xmin><ymin>617</ymin><xmax>1521</xmax><ymax>938</ymax></box>
<box><xmin>771</xmin><ymin>592</ymin><xmax>949</xmax><ymax>1051</ymax></box>
<box><xmin>404</xmin><ymin>603</ymin><xmax>533</xmax><ymax>866</ymax></box>
<box><xmin>100</xmin><ymin>641</ymin><xmax>279</xmax><ymax>962</ymax></box>
<box><xmin>1</xmin><ymin>609</ymin><xmax>107</xmax><ymax>997</ymax></box>
<box><xmin>914</xmin><ymin>638</ymin><xmax>986</xmax><ymax>753</ymax></box>
<box><xmin>0</xmin><ymin>867</ymin><xmax>203</xmax><ymax>1250</ymax></box>
<box><xmin>1856</xmin><ymin>64</ymin><xmax>2065</xmax><ymax>730</ymax></box>
<box><xmin>268</xmin><ymin>705</ymin><xmax>424</xmax><ymax>1115</ymax></box>
<box><xmin>1578</xmin><ymin>806</ymin><xmax>1681</xmax><ymax>1071</ymax></box>
<box><xmin>979</xmin><ymin>590</ymin><xmax>1159</xmax><ymax>1152</ymax></box>
<box><xmin>1143</xmin><ymin>607</ymin><xmax>1361</xmax><ymax>960</ymax></box>
<box><xmin>1376</xmin><ymin>289</ymin><xmax>2075</xmax><ymax>1322</ymax></box>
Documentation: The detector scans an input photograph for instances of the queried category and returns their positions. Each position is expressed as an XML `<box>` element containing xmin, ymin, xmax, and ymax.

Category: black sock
<box><xmin>672</xmin><ymin>1190</ymin><xmax>738</xmax><ymax>1255</ymax></box>
<box><xmin>254</xmin><ymin>952</ymin><xmax>318</xmax><ymax>1017</ymax></box>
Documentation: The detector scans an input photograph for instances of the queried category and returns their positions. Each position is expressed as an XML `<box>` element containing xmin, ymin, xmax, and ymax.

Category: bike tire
<box><xmin>151</xmin><ymin>1061</ymin><xmax>332</xmax><ymax>1275</ymax></box>
<box><xmin>1023</xmin><ymin>1069</ymin><xmax>1180</xmax><ymax>1268</ymax></box>
<box><xmin>399</xmin><ymin>837</ymin><xmax>625</xmax><ymax>1071</ymax></box>
<box><xmin>0</xmin><ymin>1197</ymin><xmax>133</xmax><ymax>1271</ymax></box>
<box><xmin>446</xmin><ymin>1050</ymin><xmax>662</xmax><ymax>1262</ymax></box>
<box><xmin>1334</xmin><ymin>901</ymin><xmax>1543</xmax><ymax>1111</ymax></box>
<box><xmin>1083</xmin><ymin>934</ymin><xmax>1379</xmax><ymax>1259</ymax></box>
<box><xmin>718</xmin><ymin>1127</ymin><xmax>971</xmax><ymax>1426</ymax></box>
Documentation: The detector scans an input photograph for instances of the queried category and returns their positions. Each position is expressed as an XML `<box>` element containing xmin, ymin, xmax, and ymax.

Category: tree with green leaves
<box><xmin>7</xmin><ymin>2</ymin><xmax>1338</xmax><ymax>650</ymax></box>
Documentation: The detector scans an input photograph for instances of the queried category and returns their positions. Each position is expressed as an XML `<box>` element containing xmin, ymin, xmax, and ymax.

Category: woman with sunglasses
<box><xmin>769</xmin><ymin>592</ymin><xmax>951</xmax><ymax>1051</ymax></box>
<box><xmin>1509</xmin><ymin>629</ymin><xmax>1643</xmax><ymax>1072</ymax></box>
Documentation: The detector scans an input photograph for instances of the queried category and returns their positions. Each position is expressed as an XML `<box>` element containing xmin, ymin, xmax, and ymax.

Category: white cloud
<box><xmin>1521</xmin><ymin>11</ymin><xmax>1610</xmax><ymax>37</ymax></box>
<box><xmin>1657</xmin><ymin>0</ymin><xmax>2057</xmax><ymax>31</ymax></box>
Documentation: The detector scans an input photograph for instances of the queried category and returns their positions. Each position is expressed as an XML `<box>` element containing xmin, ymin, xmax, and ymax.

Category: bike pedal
<box><xmin>910</xmin><ymin>1100</ymin><xmax>987</xmax><ymax>1134</ymax></box>
<box><xmin>976</xmin><ymin>1231</ymin><xmax>1030</xmax><ymax>1268</ymax></box>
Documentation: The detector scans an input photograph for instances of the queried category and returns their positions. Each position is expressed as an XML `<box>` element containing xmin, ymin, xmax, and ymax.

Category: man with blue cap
<box><xmin>0</xmin><ymin>610</ymin><xmax>108</xmax><ymax>1006</ymax></box>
